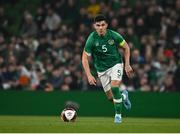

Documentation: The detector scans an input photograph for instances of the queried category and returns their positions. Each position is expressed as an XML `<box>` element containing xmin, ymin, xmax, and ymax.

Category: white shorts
<box><xmin>97</xmin><ymin>63</ymin><xmax>124</xmax><ymax>92</ymax></box>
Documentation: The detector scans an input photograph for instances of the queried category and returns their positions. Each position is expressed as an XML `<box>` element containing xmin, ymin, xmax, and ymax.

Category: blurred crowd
<box><xmin>0</xmin><ymin>0</ymin><xmax>180</xmax><ymax>92</ymax></box>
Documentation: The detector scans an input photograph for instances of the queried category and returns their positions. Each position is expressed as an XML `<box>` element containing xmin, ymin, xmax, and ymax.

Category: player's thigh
<box><xmin>99</xmin><ymin>74</ymin><xmax>111</xmax><ymax>92</ymax></box>
<box><xmin>111</xmin><ymin>63</ymin><xmax>123</xmax><ymax>86</ymax></box>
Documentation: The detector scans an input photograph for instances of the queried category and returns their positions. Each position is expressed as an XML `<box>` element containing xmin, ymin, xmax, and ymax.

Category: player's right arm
<box><xmin>82</xmin><ymin>33</ymin><xmax>96</xmax><ymax>85</ymax></box>
<box><xmin>82</xmin><ymin>51</ymin><xmax>96</xmax><ymax>85</ymax></box>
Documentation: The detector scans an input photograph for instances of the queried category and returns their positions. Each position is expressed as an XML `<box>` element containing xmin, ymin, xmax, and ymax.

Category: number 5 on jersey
<box><xmin>102</xmin><ymin>45</ymin><xmax>107</xmax><ymax>52</ymax></box>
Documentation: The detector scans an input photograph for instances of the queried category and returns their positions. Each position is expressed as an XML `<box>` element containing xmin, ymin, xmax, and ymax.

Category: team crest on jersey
<box><xmin>95</xmin><ymin>42</ymin><xmax>99</xmax><ymax>46</ymax></box>
<box><xmin>108</xmin><ymin>39</ymin><xmax>114</xmax><ymax>45</ymax></box>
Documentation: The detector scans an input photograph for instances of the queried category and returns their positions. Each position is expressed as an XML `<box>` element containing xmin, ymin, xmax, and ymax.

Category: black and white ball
<box><xmin>61</xmin><ymin>108</ymin><xmax>77</xmax><ymax>122</ymax></box>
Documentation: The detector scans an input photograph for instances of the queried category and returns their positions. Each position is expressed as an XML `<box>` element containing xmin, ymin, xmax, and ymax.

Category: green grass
<box><xmin>0</xmin><ymin>116</ymin><xmax>180</xmax><ymax>133</ymax></box>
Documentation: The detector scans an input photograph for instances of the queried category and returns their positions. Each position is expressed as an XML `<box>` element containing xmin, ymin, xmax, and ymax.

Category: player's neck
<box><xmin>97</xmin><ymin>30</ymin><xmax>107</xmax><ymax>37</ymax></box>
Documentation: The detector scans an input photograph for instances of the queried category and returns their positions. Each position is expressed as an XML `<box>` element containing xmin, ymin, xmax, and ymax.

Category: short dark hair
<box><xmin>94</xmin><ymin>14</ymin><xmax>107</xmax><ymax>23</ymax></box>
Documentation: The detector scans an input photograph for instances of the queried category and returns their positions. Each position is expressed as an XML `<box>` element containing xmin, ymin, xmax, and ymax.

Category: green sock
<box><xmin>111</xmin><ymin>87</ymin><xmax>122</xmax><ymax>114</ymax></box>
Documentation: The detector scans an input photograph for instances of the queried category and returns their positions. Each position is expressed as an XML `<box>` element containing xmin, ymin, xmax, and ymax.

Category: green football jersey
<box><xmin>84</xmin><ymin>29</ymin><xmax>125</xmax><ymax>72</ymax></box>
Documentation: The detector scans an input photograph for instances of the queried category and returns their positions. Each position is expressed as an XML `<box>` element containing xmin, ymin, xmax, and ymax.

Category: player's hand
<box><xmin>125</xmin><ymin>65</ymin><xmax>134</xmax><ymax>78</ymax></box>
<box><xmin>87</xmin><ymin>75</ymin><xmax>96</xmax><ymax>85</ymax></box>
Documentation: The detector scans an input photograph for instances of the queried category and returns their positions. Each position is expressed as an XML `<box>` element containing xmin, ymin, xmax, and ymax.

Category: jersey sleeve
<box><xmin>111</xmin><ymin>30</ymin><xmax>125</xmax><ymax>47</ymax></box>
<box><xmin>84</xmin><ymin>33</ymin><xmax>94</xmax><ymax>56</ymax></box>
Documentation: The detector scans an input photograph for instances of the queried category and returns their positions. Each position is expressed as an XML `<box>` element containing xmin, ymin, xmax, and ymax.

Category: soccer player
<box><xmin>82</xmin><ymin>14</ymin><xmax>134</xmax><ymax>123</ymax></box>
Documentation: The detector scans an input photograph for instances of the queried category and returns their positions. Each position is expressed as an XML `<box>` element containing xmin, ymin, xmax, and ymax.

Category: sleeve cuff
<box><xmin>84</xmin><ymin>50</ymin><xmax>91</xmax><ymax>56</ymax></box>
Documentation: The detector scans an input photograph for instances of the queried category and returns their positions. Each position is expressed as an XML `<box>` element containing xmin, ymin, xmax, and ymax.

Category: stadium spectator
<box><xmin>21</xmin><ymin>13</ymin><xmax>38</xmax><ymax>37</ymax></box>
<box><xmin>62</xmin><ymin>0</ymin><xmax>79</xmax><ymax>24</ymax></box>
<box><xmin>0</xmin><ymin>7</ymin><xmax>11</xmax><ymax>37</ymax></box>
<box><xmin>86</xmin><ymin>0</ymin><xmax>101</xmax><ymax>16</ymax></box>
<box><xmin>47</xmin><ymin>66</ymin><xmax>64</xmax><ymax>90</ymax></box>
<box><xmin>44</xmin><ymin>8</ymin><xmax>61</xmax><ymax>36</ymax></box>
<box><xmin>35</xmin><ymin>7</ymin><xmax>46</xmax><ymax>29</ymax></box>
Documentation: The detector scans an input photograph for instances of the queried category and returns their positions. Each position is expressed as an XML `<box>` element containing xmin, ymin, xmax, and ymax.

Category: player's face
<box><xmin>93</xmin><ymin>21</ymin><xmax>108</xmax><ymax>36</ymax></box>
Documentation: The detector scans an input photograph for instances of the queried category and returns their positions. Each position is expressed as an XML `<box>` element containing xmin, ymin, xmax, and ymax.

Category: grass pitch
<box><xmin>0</xmin><ymin>116</ymin><xmax>180</xmax><ymax>133</ymax></box>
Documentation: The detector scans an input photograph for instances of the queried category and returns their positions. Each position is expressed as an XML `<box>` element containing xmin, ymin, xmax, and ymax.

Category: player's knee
<box><xmin>111</xmin><ymin>80</ymin><xmax>121</xmax><ymax>87</ymax></box>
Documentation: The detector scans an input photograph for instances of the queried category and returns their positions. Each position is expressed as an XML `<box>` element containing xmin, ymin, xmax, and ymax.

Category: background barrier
<box><xmin>0</xmin><ymin>90</ymin><xmax>180</xmax><ymax>118</ymax></box>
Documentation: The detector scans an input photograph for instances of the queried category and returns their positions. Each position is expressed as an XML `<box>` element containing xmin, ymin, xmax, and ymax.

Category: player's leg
<box><xmin>111</xmin><ymin>80</ymin><xmax>122</xmax><ymax>123</ymax></box>
<box><xmin>98</xmin><ymin>64</ymin><xmax>127</xmax><ymax>123</ymax></box>
<box><xmin>98</xmin><ymin>72</ymin><xmax>112</xmax><ymax>101</ymax></box>
<box><xmin>98</xmin><ymin>71</ymin><xmax>118</xmax><ymax>103</ymax></box>
<box><xmin>111</xmin><ymin>63</ymin><xmax>125</xmax><ymax>123</ymax></box>
<box><xmin>111</xmin><ymin>63</ymin><xmax>131</xmax><ymax>110</ymax></box>
<box><xmin>105</xmin><ymin>86</ymin><xmax>131</xmax><ymax>110</ymax></box>
<box><xmin>101</xmin><ymin>79</ymin><xmax>122</xmax><ymax>123</ymax></box>
<box><xmin>105</xmin><ymin>90</ymin><xmax>113</xmax><ymax>102</ymax></box>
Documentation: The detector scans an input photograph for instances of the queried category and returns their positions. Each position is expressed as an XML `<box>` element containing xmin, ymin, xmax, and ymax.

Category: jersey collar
<box><xmin>95</xmin><ymin>29</ymin><xmax>109</xmax><ymax>38</ymax></box>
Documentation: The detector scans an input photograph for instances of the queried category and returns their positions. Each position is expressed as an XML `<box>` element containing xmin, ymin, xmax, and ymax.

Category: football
<box><xmin>61</xmin><ymin>108</ymin><xmax>77</xmax><ymax>122</ymax></box>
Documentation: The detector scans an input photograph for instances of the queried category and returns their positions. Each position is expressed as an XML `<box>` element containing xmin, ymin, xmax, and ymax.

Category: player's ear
<box><xmin>93</xmin><ymin>23</ymin><xmax>96</xmax><ymax>29</ymax></box>
<box><xmin>106</xmin><ymin>23</ymin><xmax>108</xmax><ymax>28</ymax></box>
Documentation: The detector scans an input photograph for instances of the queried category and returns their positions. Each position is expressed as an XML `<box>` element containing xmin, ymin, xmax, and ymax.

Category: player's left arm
<box><xmin>112</xmin><ymin>30</ymin><xmax>134</xmax><ymax>78</ymax></box>
<box><xmin>120</xmin><ymin>41</ymin><xmax>134</xmax><ymax>78</ymax></box>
